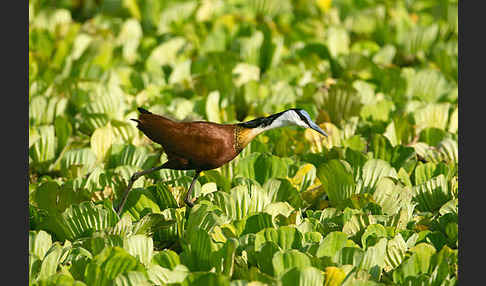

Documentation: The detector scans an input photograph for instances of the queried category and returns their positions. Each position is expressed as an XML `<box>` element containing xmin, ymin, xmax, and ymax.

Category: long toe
<box><xmin>184</xmin><ymin>198</ymin><xmax>194</xmax><ymax>208</ymax></box>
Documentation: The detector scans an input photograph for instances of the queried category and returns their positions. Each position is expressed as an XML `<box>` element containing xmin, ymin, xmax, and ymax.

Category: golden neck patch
<box><xmin>234</xmin><ymin>125</ymin><xmax>263</xmax><ymax>153</ymax></box>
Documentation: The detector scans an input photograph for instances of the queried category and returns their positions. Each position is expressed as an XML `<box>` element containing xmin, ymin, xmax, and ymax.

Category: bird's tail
<box><xmin>137</xmin><ymin>107</ymin><xmax>152</xmax><ymax>114</ymax></box>
<box><xmin>132</xmin><ymin>108</ymin><xmax>152</xmax><ymax>126</ymax></box>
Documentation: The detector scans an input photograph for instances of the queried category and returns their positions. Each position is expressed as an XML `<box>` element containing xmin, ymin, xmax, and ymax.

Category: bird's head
<box><xmin>239</xmin><ymin>108</ymin><xmax>328</xmax><ymax>136</ymax></box>
<box><xmin>278</xmin><ymin>108</ymin><xmax>328</xmax><ymax>136</ymax></box>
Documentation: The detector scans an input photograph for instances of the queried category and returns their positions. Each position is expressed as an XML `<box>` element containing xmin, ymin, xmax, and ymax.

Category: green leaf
<box><xmin>281</xmin><ymin>266</ymin><xmax>324</xmax><ymax>286</ymax></box>
<box><xmin>185</xmin><ymin>203</ymin><xmax>225</xmax><ymax>234</ymax></box>
<box><xmin>414</xmin><ymin>162</ymin><xmax>449</xmax><ymax>185</ymax></box>
<box><xmin>384</xmin><ymin>233</ymin><xmax>407</xmax><ymax>272</ymax></box>
<box><xmin>30</xmin><ymin>96</ymin><xmax>48</xmax><ymax>125</ymax></box>
<box><xmin>61</xmin><ymin>148</ymin><xmax>97</xmax><ymax>178</ymax></box>
<box><xmin>61</xmin><ymin>201</ymin><xmax>118</xmax><ymax>240</ymax></box>
<box><xmin>263</xmin><ymin>202</ymin><xmax>295</xmax><ymax>220</ymax></box>
<box><xmin>323</xmin><ymin>266</ymin><xmax>346</xmax><ymax>286</ymax></box>
<box><xmin>155</xmin><ymin>208</ymin><xmax>184</xmax><ymax>246</ymax></box>
<box><xmin>180</xmin><ymin>227</ymin><xmax>214</xmax><ymax>271</ymax></box>
<box><xmin>214</xmin><ymin>183</ymin><xmax>273</xmax><ymax>221</ymax></box>
<box><xmin>30</xmin><ymin>125</ymin><xmax>57</xmax><ymax>170</ymax></box>
<box><xmin>372</xmin><ymin>178</ymin><xmax>413</xmax><ymax>215</ymax></box>
<box><xmin>448</xmin><ymin>107</ymin><xmax>458</xmax><ymax>133</ymax></box>
<box><xmin>338</xmin><ymin>247</ymin><xmax>364</xmax><ymax>267</ymax></box>
<box><xmin>117</xmin><ymin>19</ymin><xmax>142</xmax><ymax>64</ymax></box>
<box><xmin>220</xmin><ymin>238</ymin><xmax>238</xmax><ymax>276</ymax></box>
<box><xmin>360</xmin><ymin>237</ymin><xmax>387</xmax><ymax>279</ymax></box>
<box><xmin>372</xmin><ymin>45</ymin><xmax>396</xmax><ymax>66</ymax></box>
<box><xmin>242</xmin><ymin>213</ymin><xmax>275</xmax><ymax>235</ymax></box>
<box><xmin>123</xmin><ymin>234</ymin><xmax>153</xmax><ymax>267</ymax></box>
<box><xmin>272</xmin><ymin>249</ymin><xmax>312</xmax><ymax>277</ymax></box>
<box><xmin>85</xmin><ymin>86</ymin><xmax>125</xmax><ymax>121</ymax></box>
<box><xmin>111</xmin><ymin>121</ymin><xmax>139</xmax><ymax>145</ymax></box>
<box><xmin>202</xmin><ymin>170</ymin><xmax>231</xmax><ymax>192</ymax></box>
<box><xmin>390</xmin><ymin>145</ymin><xmax>416</xmax><ymax>171</ymax></box>
<box><xmin>406</xmin><ymin>69</ymin><xmax>449</xmax><ymax>103</ymax></box>
<box><xmin>35</xmin><ymin>273</ymin><xmax>88</xmax><ymax>286</ymax></box>
<box><xmin>234</xmin><ymin>153</ymin><xmax>260</xmax><ymax>181</ymax></box>
<box><xmin>360</xmin><ymin>99</ymin><xmax>395</xmax><ymax>122</ymax></box>
<box><xmin>108</xmin><ymin>214</ymin><xmax>132</xmax><ymax>236</ymax></box>
<box><xmin>315</xmin><ymin>232</ymin><xmax>348</xmax><ymax>260</ymax></box>
<box><xmin>317</xmin><ymin>84</ymin><xmax>363</xmax><ymax>127</ymax></box>
<box><xmin>254</xmin><ymin>153</ymin><xmax>289</xmax><ymax>185</ymax></box>
<box><xmin>361</xmin><ymin>224</ymin><xmax>387</xmax><ymax>249</ymax></box>
<box><xmin>30</xmin><ymin>96</ymin><xmax>67</xmax><ymax>126</ymax></box>
<box><xmin>109</xmin><ymin>145</ymin><xmax>154</xmax><ymax>169</ymax></box>
<box><xmin>153</xmin><ymin>183</ymin><xmax>179</xmax><ymax>210</ymax></box>
<box><xmin>343</xmin><ymin>214</ymin><xmax>376</xmax><ymax>238</ymax></box>
<box><xmin>91</xmin><ymin>125</ymin><xmax>114</xmax><ymax>163</ymax></box>
<box><xmin>147</xmin><ymin>264</ymin><xmax>189</xmax><ymax>285</ymax></box>
<box><xmin>384</xmin><ymin>116</ymin><xmax>415</xmax><ymax>146</ymax></box>
<box><xmin>122</xmin><ymin>188</ymin><xmax>161</xmax><ymax>221</ymax></box>
<box><xmin>394</xmin><ymin>243</ymin><xmax>437</xmax><ymax>283</ymax></box>
<box><xmin>200</xmin><ymin>26</ymin><xmax>227</xmax><ymax>54</ymax></box>
<box><xmin>413</xmin><ymin>175</ymin><xmax>451</xmax><ymax>212</ymax></box>
<box><xmin>413</xmin><ymin>142</ymin><xmax>444</xmax><ymax>163</ymax></box>
<box><xmin>30</xmin><ymin>230</ymin><xmax>53</xmax><ymax>260</ymax></box>
<box><xmin>233</xmin><ymin>63</ymin><xmax>260</xmax><ymax>87</ymax></box>
<box><xmin>439</xmin><ymin>199</ymin><xmax>458</xmax><ymax>216</ymax></box>
<box><xmin>152</xmin><ymin>250</ymin><xmax>180</xmax><ymax>269</ymax></box>
<box><xmin>38</xmin><ymin>243</ymin><xmax>63</xmax><ymax>280</ymax></box>
<box><xmin>206</xmin><ymin>91</ymin><xmax>221</xmax><ymax>123</ymax></box>
<box><xmin>28</xmin><ymin>3</ymin><xmax>459</xmax><ymax>285</ymax></box>
<box><xmin>327</xmin><ymin>27</ymin><xmax>350</xmax><ymax>57</ymax></box>
<box><xmin>255</xmin><ymin>226</ymin><xmax>303</xmax><ymax>251</ymax></box>
<box><xmin>370</xmin><ymin>134</ymin><xmax>393</xmax><ymax>162</ymax></box>
<box><xmin>414</xmin><ymin>103</ymin><xmax>451</xmax><ymax>131</ymax></box>
<box><xmin>146</xmin><ymin>37</ymin><xmax>187</xmax><ymax>72</ymax></box>
<box><xmin>239</xmin><ymin>30</ymin><xmax>264</xmax><ymax>66</ymax></box>
<box><xmin>54</xmin><ymin>116</ymin><xmax>72</xmax><ymax>154</ymax></box>
<box><xmin>84</xmin><ymin>247</ymin><xmax>143</xmax><ymax>286</ymax></box>
<box><xmin>438</xmin><ymin>138</ymin><xmax>458</xmax><ymax>163</ymax></box>
<box><xmin>34</xmin><ymin>181</ymin><xmax>61</xmax><ymax>213</ymax></box>
<box><xmin>419</xmin><ymin>128</ymin><xmax>447</xmax><ymax>146</ymax></box>
<box><xmin>182</xmin><ymin>272</ymin><xmax>230</xmax><ymax>286</ymax></box>
<box><xmin>79</xmin><ymin>113</ymin><xmax>110</xmax><ymax>135</ymax></box>
<box><xmin>29</xmin><ymin>254</ymin><xmax>42</xmax><ymax>282</ymax></box>
<box><xmin>256</xmin><ymin>241</ymin><xmax>280</xmax><ymax>276</ymax></box>
<box><xmin>264</xmin><ymin>178</ymin><xmax>302</xmax><ymax>209</ymax></box>
<box><xmin>359</xmin><ymin>159</ymin><xmax>398</xmax><ymax>194</ymax></box>
<box><xmin>317</xmin><ymin>160</ymin><xmax>355</xmax><ymax>209</ymax></box>
<box><xmin>113</xmin><ymin>271</ymin><xmax>151</xmax><ymax>286</ymax></box>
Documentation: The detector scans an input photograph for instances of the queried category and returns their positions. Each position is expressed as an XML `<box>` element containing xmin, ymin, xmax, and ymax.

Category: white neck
<box><xmin>261</xmin><ymin>110</ymin><xmax>302</xmax><ymax>131</ymax></box>
<box><xmin>241</xmin><ymin>110</ymin><xmax>306</xmax><ymax>146</ymax></box>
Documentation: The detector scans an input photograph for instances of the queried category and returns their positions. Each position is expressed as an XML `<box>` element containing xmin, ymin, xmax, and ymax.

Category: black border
<box><xmin>22</xmin><ymin>1</ymin><xmax>466</xmax><ymax>284</ymax></box>
<box><xmin>458</xmin><ymin>1</ymin><xmax>479</xmax><ymax>284</ymax></box>
<box><xmin>10</xmin><ymin>0</ymin><xmax>29</xmax><ymax>284</ymax></box>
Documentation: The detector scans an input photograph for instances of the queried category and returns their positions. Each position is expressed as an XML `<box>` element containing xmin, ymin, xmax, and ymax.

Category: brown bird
<box><xmin>116</xmin><ymin>107</ymin><xmax>327</xmax><ymax>215</ymax></box>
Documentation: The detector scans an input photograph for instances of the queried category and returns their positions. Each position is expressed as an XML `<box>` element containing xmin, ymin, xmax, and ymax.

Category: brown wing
<box><xmin>135</xmin><ymin>113</ymin><xmax>237</xmax><ymax>170</ymax></box>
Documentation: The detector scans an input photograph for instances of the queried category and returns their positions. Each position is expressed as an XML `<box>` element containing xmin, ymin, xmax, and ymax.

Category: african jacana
<box><xmin>116</xmin><ymin>107</ymin><xmax>327</xmax><ymax>215</ymax></box>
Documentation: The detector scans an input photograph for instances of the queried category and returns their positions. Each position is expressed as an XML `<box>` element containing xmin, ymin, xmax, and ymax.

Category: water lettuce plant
<box><xmin>29</xmin><ymin>0</ymin><xmax>458</xmax><ymax>285</ymax></box>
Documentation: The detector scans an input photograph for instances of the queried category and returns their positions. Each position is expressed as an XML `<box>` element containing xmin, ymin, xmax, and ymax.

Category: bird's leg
<box><xmin>116</xmin><ymin>163</ymin><xmax>168</xmax><ymax>215</ymax></box>
<box><xmin>184</xmin><ymin>171</ymin><xmax>201</xmax><ymax>208</ymax></box>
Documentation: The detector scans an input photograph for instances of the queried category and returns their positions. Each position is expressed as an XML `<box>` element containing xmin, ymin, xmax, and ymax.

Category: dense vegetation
<box><xmin>29</xmin><ymin>0</ymin><xmax>458</xmax><ymax>285</ymax></box>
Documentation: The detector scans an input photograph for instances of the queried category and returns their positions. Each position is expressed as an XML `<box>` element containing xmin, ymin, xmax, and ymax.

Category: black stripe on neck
<box><xmin>293</xmin><ymin>109</ymin><xmax>311</xmax><ymax>127</ymax></box>
<box><xmin>238</xmin><ymin>110</ymin><xmax>287</xmax><ymax>128</ymax></box>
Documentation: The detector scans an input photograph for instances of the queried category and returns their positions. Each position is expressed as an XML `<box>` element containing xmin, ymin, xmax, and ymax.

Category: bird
<box><xmin>116</xmin><ymin>107</ymin><xmax>328</xmax><ymax>215</ymax></box>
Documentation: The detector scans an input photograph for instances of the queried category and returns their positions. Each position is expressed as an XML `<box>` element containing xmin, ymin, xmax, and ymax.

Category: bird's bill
<box><xmin>309</xmin><ymin>121</ymin><xmax>328</xmax><ymax>136</ymax></box>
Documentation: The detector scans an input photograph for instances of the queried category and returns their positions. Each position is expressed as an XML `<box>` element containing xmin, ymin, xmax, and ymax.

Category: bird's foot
<box><xmin>184</xmin><ymin>197</ymin><xmax>197</xmax><ymax>208</ymax></box>
<box><xmin>184</xmin><ymin>198</ymin><xmax>194</xmax><ymax>208</ymax></box>
<box><xmin>130</xmin><ymin>172</ymin><xmax>141</xmax><ymax>183</ymax></box>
